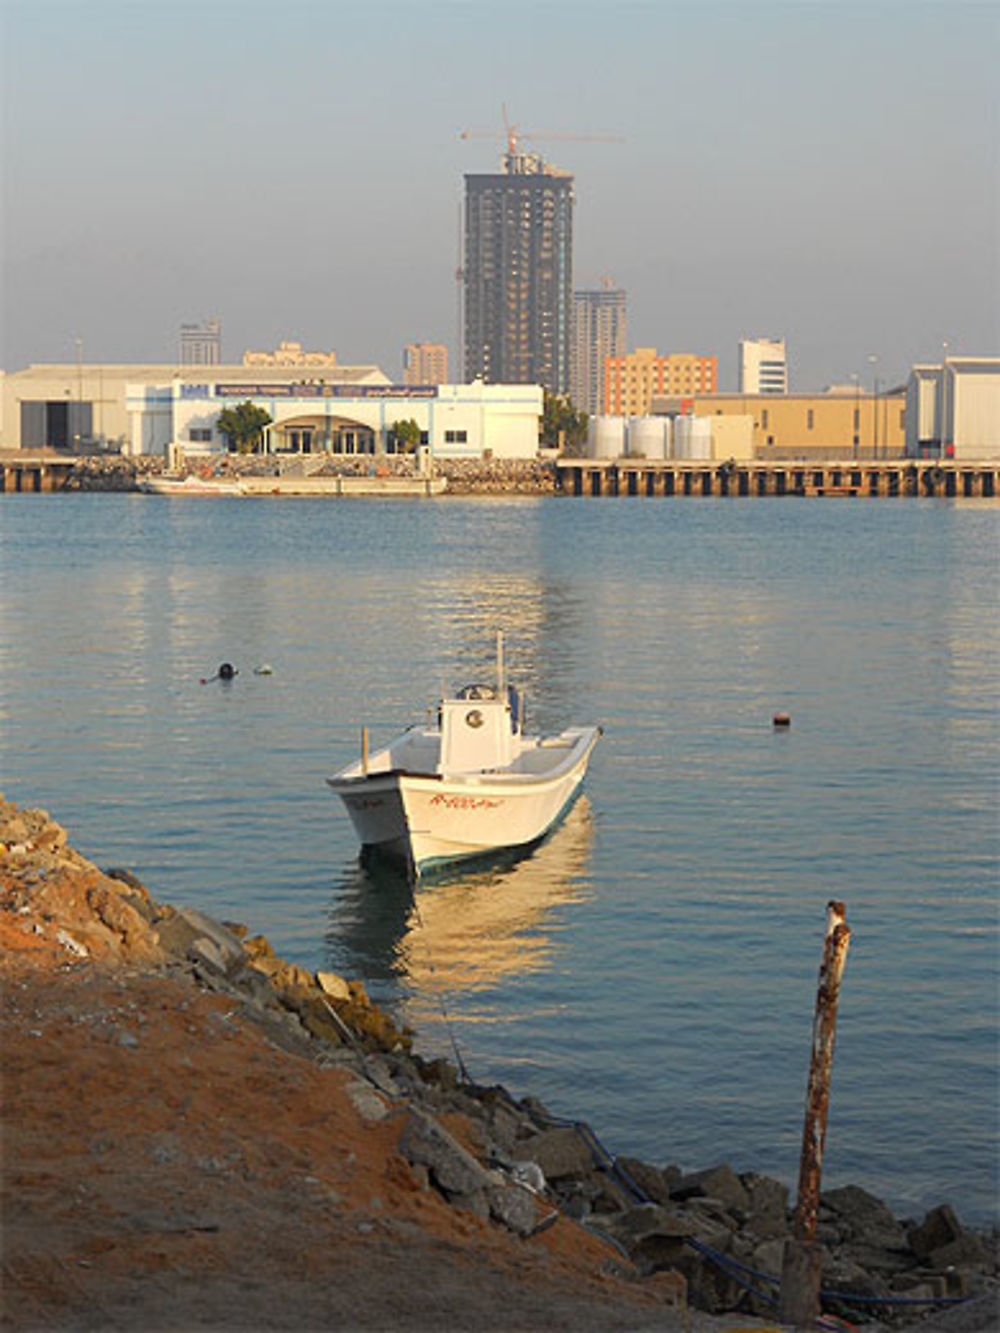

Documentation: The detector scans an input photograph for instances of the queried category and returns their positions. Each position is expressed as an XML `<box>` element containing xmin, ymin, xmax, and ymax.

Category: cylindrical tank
<box><xmin>626</xmin><ymin>416</ymin><xmax>667</xmax><ymax>460</ymax></box>
<box><xmin>688</xmin><ymin>417</ymin><xmax>713</xmax><ymax>460</ymax></box>
<box><xmin>673</xmin><ymin>415</ymin><xmax>712</xmax><ymax>460</ymax></box>
<box><xmin>663</xmin><ymin>416</ymin><xmax>674</xmax><ymax>459</ymax></box>
<box><xmin>673</xmin><ymin>415</ymin><xmax>691</xmax><ymax>460</ymax></box>
<box><xmin>589</xmin><ymin>415</ymin><xmax>626</xmax><ymax>460</ymax></box>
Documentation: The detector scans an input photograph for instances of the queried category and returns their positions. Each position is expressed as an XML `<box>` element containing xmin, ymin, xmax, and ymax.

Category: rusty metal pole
<box><xmin>779</xmin><ymin>901</ymin><xmax>852</xmax><ymax>1328</ymax></box>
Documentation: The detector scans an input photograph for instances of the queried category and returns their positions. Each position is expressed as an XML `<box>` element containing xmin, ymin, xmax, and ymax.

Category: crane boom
<box><xmin>459</xmin><ymin>104</ymin><xmax>622</xmax><ymax>163</ymax></box>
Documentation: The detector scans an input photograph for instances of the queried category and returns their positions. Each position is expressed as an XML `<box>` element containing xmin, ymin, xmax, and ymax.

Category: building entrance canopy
<box><xmin>269</xmin><ymin>413</ymin><xmax>380</xmax><ymax>455</ymax></box>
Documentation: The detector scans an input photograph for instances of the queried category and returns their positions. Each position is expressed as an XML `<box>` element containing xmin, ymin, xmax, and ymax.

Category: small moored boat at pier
<box><xmin>139</xmin><ymin>474</ymin><xmax>245</xmax><ymax>496</ymax></box>
<box><xmin>326</xmin><ymin>635</ymin><xmax>600</xmax><ymax>877</ymax></box>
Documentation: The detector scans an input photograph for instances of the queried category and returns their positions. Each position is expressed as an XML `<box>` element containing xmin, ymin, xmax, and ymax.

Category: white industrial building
<box><xmin>905</xmin><ymin>357</ymin><xmax>1000</xmax><ymax>460</ymax></box>
<box><xmin>1</xmin><ymin>363</ymin><xmax>544</xmax><ymax>460</ymax></box>
<box><xmin>739</xmin><ymin>338</ymin><xmax>788</xmax><ymax>394</ymax></box>
<box><xmin>134</xmin><ymin>378</ymin><xmax>542</xmax><ymax>460</ymax></box>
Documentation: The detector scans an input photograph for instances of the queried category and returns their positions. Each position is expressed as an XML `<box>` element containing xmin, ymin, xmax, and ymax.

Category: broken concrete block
<box><xmin>398</xmin><ymin>1107</ymin><xmax>490</xmax><ymax>1198</ymax></box>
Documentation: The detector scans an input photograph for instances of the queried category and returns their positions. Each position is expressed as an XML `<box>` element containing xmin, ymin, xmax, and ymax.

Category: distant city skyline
<box><xmin>2</xmin><ymin>1</ymin><xmax>997</xmax><ymax>392</ymax></box>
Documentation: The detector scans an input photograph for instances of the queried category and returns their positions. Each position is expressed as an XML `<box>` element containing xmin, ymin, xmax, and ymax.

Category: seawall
<box><xmin>3</xmin><ymin>452</ymin><xmax>1000</xmax><ymax>499</ymax></box>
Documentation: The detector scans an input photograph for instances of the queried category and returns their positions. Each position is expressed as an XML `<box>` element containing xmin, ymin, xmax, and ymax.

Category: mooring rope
<box><xmin>410</xmin><ymin>891</ymin><xmax>471</xmax><ymax>1084</ymax></box>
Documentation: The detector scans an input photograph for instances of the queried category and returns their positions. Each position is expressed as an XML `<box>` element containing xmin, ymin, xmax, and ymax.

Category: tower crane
<box><xmin>459</xmin><ymin>103</ymin><xmax>622</xmax><ymax>166</ymax></box>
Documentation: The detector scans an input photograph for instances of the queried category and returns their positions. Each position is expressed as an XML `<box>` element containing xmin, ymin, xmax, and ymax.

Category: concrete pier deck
<box><xmin>556</xmin><ymin>459</ymin><xmax>999</xmax><ymax>499</ymax></box>
<box><xmin>239</xmin><ymin>474</ymin><xmax>447</xmax><ymax>497</ymax></box>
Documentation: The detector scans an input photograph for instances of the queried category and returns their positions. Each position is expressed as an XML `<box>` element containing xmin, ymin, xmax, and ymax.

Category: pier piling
<box><xmin>779</xmin><ymin>900</ymin><xmax>851</xmax><ymax>1327</ymax></box>
<box><xmin>554</xmin><ymin>459</ymin><xmax>998</xmax><ymax>499</ymax></box>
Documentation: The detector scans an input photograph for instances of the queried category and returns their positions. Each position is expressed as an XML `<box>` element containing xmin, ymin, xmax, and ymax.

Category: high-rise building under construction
<box><xmin>463</xmin><ymin>151</ymin><xmax>573</xmax><ymax>394</ymax></box>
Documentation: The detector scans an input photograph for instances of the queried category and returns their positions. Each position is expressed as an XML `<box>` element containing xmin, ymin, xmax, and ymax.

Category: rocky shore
<box><xmin>60</xmin><ymin>454</ymin><xmax>562</xmax><ymax>495</ymax></box>
<box><xmin>2</xmin><ymin>795</ymin><xmax>996</xmax><ymax>1332</ymax></box>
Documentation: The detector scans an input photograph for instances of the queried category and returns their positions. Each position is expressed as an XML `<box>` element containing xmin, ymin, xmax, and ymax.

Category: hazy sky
<box><xmin>2</xmin><ymin>0</ymin><xmax>998</xmax><ymax>390</ymax></box>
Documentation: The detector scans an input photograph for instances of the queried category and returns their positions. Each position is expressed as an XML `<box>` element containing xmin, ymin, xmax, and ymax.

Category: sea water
<box><xmin>1</xmin><ymin>493</ymin><xmax>997</xmax><ymax>1222</ymax></box>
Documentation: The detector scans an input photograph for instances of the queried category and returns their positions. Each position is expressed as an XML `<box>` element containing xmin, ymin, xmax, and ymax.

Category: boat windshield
<box><xmin>456</xmin><ymin>684</ymin><xmax>497</xmax><ymax>701</ymax></box>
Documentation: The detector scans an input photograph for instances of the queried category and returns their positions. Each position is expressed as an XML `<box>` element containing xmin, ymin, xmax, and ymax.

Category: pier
<box><xmin>556</xmin><ymin>459</ymin><xmax>999</xmax><ymax>499</ymax></box>
<box><xmin>0</xmin><ymin>452</ymin><xmax>79</xmax><ymax>493</ymax></box>
<box><xmin>239</xmin><ymin>475</ymin><xmax>447</xmax><ymax>497</ymax></box>
<box><xmin>3</xmin><ymin>453</ymin><xmax>999</xmax><ymax>499</ymax></box>
<box><xmin>0</xmin><ymin>455</ymin><xmax>446</xmax><ymax>497</ymax></box>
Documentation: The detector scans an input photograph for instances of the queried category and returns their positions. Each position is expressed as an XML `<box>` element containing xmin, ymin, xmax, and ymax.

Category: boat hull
<box><xmin>329</xmin><ymin>727</ymin><xmax>599</xmax><ymax>875</ymax></box>
<box><xmin>140</xmin><ymin>477</ymin><xmax>245</xmax><ymax>495</ymax></box>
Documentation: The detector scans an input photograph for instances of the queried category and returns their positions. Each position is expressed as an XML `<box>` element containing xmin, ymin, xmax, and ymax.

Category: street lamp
<box><xmin>74</xmin><ymin>337</ymin><xmax>83</xmax><ymax>452</ymax></box>
<box><xmin>850</xmin><ymin>373</ymin><xmax>860</xmax><ymax>460</ymax></box>
<box><xmin>868</xmin><ymin>355</ymin><xmax>879</xmax><ymax>459</ymax></box>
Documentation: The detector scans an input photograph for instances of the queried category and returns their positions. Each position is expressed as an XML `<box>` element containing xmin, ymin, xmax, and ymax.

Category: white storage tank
<box><xmin>673</xmin><ymin>414</ymin><xmax>692</xmax><ymax>460</ymax></box>
<box><xmin>663</xmin><ymin>415</ymin><xmax>674</xmax><ymax>459</ymax></box>
<box><xmin>589</xmin><ymin>415</ymin><xmax>626</xmax><ymax>459</ymax></box>
<box><xmin>626</xmin><ymin>416</ymin><xmax>667</xmax><ymax>459</ymax></box>
<box><xmin>688</xmin><ymin>417</ymin><xmax>713</xmax><ymax>460</ymax></box>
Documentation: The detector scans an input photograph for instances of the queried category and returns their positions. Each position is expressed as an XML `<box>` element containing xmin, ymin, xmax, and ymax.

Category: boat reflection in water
<box><xmin>324</xmin><ymin>797</ymin><xmax>595</xmax><ymax>1012</ymax></box>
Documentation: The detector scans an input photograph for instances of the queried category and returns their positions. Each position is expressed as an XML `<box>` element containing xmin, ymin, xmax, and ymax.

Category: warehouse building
<box><xmin>651</xmin><ymin>389</ymin><xmax>906</xmax><ymax>460</ymax></box>
<box><xmin>905</xmin><ymin>357</ymin><xmax>1000</xmax><ymax>459</ymax></box>
<box><xmin>1</xmin><ymin>363</ymin><xmax>543</xmax><ymax>460</ymax></box>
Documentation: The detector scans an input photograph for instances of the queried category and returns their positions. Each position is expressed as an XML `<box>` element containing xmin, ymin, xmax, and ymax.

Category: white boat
<box><xmin>326</xmin><ymin>635</ymin><xmax>601</xmax><ymax>877</ymax></box>
<box><xmin>139</xmin><ymin>474</ymin><xmax>245</xmax><ymax>495</ymax></box>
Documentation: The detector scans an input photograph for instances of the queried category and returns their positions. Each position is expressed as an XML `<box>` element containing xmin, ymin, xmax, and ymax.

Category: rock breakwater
<box><xmin>61</xmin><ymin>454</ymin><xmax>560</xmax><ymax>495</ymax></box>
<box><xmin>2</xmin><ymin>794</ymin><xmax>996</xmax><ymax>1331</ymax></box>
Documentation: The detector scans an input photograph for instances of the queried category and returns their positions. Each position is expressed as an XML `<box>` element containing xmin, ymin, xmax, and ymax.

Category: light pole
<box><xmin>851</xmin><ymin>373</ymin><xmax>860</xmax><ymax>460</ymax></box>
<box><xmin>868</xmin><ymin>355</ymin><xmax>879</xmax><ymax>459</ymax></box>
<box><xmin>74</xmin><ymin>337</ymin><xmax>83</xmax><ymax>452</ymax></box>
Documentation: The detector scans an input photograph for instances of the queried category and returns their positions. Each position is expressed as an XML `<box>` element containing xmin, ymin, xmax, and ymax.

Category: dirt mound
<box><xmin>0</xmin><ymin>796</ymin><xmax>686</xmax><ymax>1331</ymax></box>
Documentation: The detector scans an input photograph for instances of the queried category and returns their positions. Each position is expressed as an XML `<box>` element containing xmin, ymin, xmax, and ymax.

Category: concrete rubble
<box><xmin>2</xmin><ymin>793</ymin><xmax>997</xmax><ymax>1330</ymax></box>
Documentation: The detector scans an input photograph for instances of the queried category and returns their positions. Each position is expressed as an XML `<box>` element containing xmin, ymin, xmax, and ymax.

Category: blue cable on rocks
<box><xmin>446</xmin><ymin>1032</ymin><xmax>970</xmax><ymax>1315</ymax></box>
<box><xmin>529</xmin><ymin>1110</ymin><xmax>969</xmax><ymax>1314</ymax></box>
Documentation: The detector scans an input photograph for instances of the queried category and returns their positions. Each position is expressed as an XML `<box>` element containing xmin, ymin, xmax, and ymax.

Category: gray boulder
<box><xmin>909</xmin><ymin>1204</ymin><xmax>965</xmax><ymax>1260</ymax></box>
<box><xmin>672</xmin><ymin>1163</ymin><xmax>750</xmax><ymax>1214</ymax></box>
<box><xmin>821</xmin><ymin>1184</ymin><xmax>908</xmax><ymax>1248</ymax></box>
<box><xmin>615</xmin><ymin>1156</ymin><xmax>675</xmax><ymax>1206</ymax></box>
<box><xmin>599</xmin><ymin>1202</ymin><xmax>691</xmax><ymax>1246</ymax></box>
<box><xmin>487</xmin><ymin>1182</ymin><xmax>538</xmax><ymax>1236</ymax></box>
<box><xmin>177</xmin><ymin>907</ymin><xmax>247</xmax><ymax>970</ymax></box>
<box><xmin>741</xmin><ymin>1171</ymin><xmax>790</xmax><ymax>1239</ymax></box>
<box><xmin>520</xmin><ymin>1126</ymin><xmax>595</xmax><ymax>1181</ymax></box>
<box><xmin>398</xmin><ymin>1107</ymin><xmax>490</xmax><ymax>1198</ymax></box>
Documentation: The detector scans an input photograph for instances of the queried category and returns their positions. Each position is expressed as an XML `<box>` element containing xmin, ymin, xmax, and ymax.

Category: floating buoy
<box><xmin>773</xmin><ymin>712</ymin><xmax>791</xmax><ymax>728</ymax></box>
<box><xmin>200</xmin><ymin>662</ymin><xmax>239</xmax><ymax>685</ymax></box>
<box><xmin>253</xmin><ymin>664</ymin><xmax>274</xmax><ymax>676</ymax></box>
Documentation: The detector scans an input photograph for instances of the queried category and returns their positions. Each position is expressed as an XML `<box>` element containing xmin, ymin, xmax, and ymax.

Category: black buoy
<box><xmin>200</xmin><ymin>662</ymin><xmax>239</xmax><ymax>684</ymax></box>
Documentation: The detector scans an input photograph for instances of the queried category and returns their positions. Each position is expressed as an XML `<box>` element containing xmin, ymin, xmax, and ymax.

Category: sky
<box><xmin>2</xmin><ymin>0</ymin><xmax>998</xmax><ymax>392</ymax></box>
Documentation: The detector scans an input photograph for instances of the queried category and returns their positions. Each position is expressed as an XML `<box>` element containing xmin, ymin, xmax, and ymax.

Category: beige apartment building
<box><xmin>605</xmin><ymin>349</ymin><xmax>717</xmax><ymax>416</ymax></box>
<box><xmin>651</xmin><ymin>390</ymin><xmax>906</xmax><ymax>460</ymax></box>
<box><xmin>403</xmin><ymin>342</ymin><xmax>449</xmax><ymax>386</ymax></box>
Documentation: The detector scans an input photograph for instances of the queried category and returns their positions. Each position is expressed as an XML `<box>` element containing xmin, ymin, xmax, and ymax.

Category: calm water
<box><xmin>2</xmin><ymin>493</ymin><xmax>997</xmax><ymax>1223</ymax></box>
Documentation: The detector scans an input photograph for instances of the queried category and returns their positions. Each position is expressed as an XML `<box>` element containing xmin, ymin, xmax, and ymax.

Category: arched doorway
<box><xmin>271</xmin><ymin>413</ymin><xmax>378</xmax><ymax>455</ymax></box>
